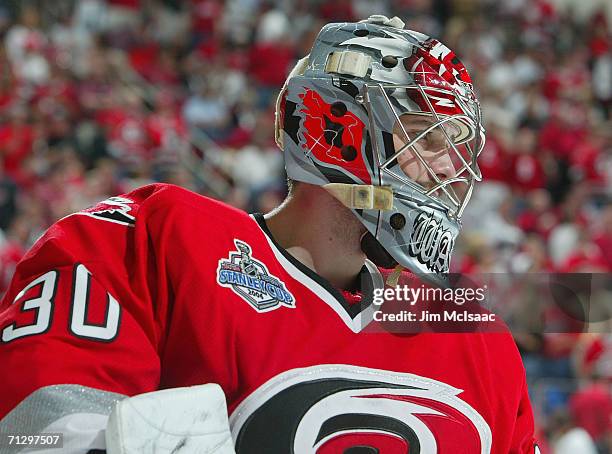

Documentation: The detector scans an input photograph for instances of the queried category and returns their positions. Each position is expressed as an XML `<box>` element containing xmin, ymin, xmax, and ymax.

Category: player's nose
<box><xmin>418</xmin><ymin>153</ymin><xmax>456</xmax><ymax>187</ymax></box>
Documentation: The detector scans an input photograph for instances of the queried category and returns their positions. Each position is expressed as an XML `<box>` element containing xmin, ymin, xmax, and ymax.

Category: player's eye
<box><xmin>425</xmin><ymin>130</ymin><xmax>448</xmax><ymax>150</ymax></box>
<box><xmin>404</xmin><ymin>128</ymin><xmax>445</xmax><ymax>150</ymax></box>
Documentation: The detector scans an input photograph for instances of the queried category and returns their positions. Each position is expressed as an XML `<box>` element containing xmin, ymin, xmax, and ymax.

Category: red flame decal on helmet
<box><xmin>299</xmin><ymin>88</ymin><xmax>371</xmax><ymax>184</ymax></box>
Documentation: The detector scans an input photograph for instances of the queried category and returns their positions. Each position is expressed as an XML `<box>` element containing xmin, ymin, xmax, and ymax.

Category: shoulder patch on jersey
<box><xmin>217</xmin><ymin>239</ymin><xmax>295</xmax><ymax>313</ymax></box>
<box><xmin>78</xmin><ymin>197</ymin><xmax>136</xmax><ymax>227</ymax></box>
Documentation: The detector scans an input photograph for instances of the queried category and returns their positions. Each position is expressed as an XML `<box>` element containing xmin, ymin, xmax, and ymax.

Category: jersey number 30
<box><xmin>2</xmin><ymin>264</ymin><xmax>121</xmax><ymax>343</ymax></box>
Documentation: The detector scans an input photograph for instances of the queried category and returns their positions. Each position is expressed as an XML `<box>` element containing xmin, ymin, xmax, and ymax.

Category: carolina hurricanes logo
<box><xmin>403</xmin><ymin>39</ymin><xmax>473</xmax><ymax>117</ymax></box>
<box><xmin>230</xmin><ymin>365</ymin><xmax>492</xmax><ymax>453</ymax></box>
<box><xmin>77</xmin><ymin>196</ymin><xmax>136</xmax><ymax>226</ymax></box>
<box><xmin>298</xmin><ymin>88</ymin><xmax>371</xmax><ymax>184</ymax></box>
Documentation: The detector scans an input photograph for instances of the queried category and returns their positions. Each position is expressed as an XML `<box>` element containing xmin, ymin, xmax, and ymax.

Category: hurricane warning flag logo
<box><xmin>217</xmin><ymin>240</ymin><xmax>295</xmax><ymax>312</ymax></box>
<box><xmin>77</xmin><ymin>196</ymin><xmax>136</xmax><ymax>226</ymax></box>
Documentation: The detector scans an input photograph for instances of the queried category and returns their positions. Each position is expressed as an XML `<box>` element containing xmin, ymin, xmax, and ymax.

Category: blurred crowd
<box><xmin>0</xmin><ymin>0</ymin><xmax>610</xmax><ymax>451</ymax></box>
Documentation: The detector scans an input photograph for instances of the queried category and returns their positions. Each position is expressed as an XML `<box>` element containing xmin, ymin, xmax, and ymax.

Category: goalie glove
<box><xmin>105</xmin><ymin>384</ymin><xmax>235</xmax><ymax>454</ymax></box>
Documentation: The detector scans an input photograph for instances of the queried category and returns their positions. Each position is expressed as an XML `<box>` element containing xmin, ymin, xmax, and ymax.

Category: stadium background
<box><xmin>0</xmin><ymin>0</ymin><xmax>610</xmax><ymax>451</ymax></box>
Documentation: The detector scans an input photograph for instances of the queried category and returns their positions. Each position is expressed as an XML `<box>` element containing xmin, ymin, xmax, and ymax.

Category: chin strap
<box><xmin>360</xmin><ymin>230</ymin><xmax>404</xmax><ymax>287</ymax></box>
<box><xmin>324</xmin><ymin>183</ymin><xmax>394</xmax><ymax>210</ymax></box>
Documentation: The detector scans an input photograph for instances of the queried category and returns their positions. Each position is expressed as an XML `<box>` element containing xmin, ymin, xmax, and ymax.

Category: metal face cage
<box><xmin>361</xmin><ymin>82</ymin><xmax>485</xmax><ymax>219</ymax></box>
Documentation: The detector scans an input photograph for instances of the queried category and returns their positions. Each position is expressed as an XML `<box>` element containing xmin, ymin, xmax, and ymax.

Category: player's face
<box><xmin>393</xmin><ymin>114</ymin><xmax>469</xmax><ymax>207</ymax></box>
<box><xmin>393</xmin><ymin>114</ymin><xmax>457</xmax><ymax>189</ymax></box>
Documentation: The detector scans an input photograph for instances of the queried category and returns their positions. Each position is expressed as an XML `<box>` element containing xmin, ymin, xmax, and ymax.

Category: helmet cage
<box><xmin>362</xmin><ymin>82</ymin><xmax>484</xmax><ymax>219</ymax></box>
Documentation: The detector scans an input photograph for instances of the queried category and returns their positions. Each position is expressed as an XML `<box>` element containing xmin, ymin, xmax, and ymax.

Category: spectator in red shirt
<box><xmin>0</xmin><ymin>104</ymin><xmax>36</xmax><ymax>184</ymax></box>
<box><xmin>510</xmin><ymin>126</ymin><xmax>546</xmax><ymax>191</ymax></box>
<box><xmin>569</xmin><ymin>126</ymin><xmax>607</xmax><ymax>186</ymax></box>
<box><xmin>248</xmin><ymin>40</ymin><xmax>294</xmax><ymax>89</ymax></box>
<box><xmin>190</xmin><ymin>0</ymin><xmax>223</xmax><ymax>42</ymax></box>
<box><xmin>248</xmin><ymin>4</ymin><xmax>296</xmax><ymax>107</ymax></box>
<box><xmin>593</xmin><ymin>203</ymin><xmax>612</xmax><ymax>270</ymax></box>
<box><xmin>318</xmin><ymin>0</ymin><xmax>356</xmax><ymax>22</ymax></box>
<box><xmin>557</xmin><ymin>224</ymin><xmax>610</xmax><ymax>273</ymax></box>
<box><xmin>127</xmin><ymin>23</ymin><xmax>160</xmax><ymax>79</ymax></box>
<box><xmin>478</xmin><ymin>126</ymin><xmax>513</xmax><ymax>184</ymax></box>
<box><xmin>517</xmin><ymin>189</ymin><xmax>559</xmax><ymax>239</ymax></box>
<box><xmin>77</xmin><ymin>47</ymin><xmax>115</xmax><ymax>114</ymax></box>
<box><xmin>570</xmin><ymin>333</ymin><xmax>612</xmax><ymax>453</ymax></box>
<box><xmin>147</xmin><ymin>93</ymin><xmax>190</xmax><ymax>168</ymax></box>
<box><xmin>587</xmin><ymin>11</ymin><xmax>610</xmax><ymax>59</ymax></box>
<box><xmin>102</xmin><ymin>91</ymin><xmax>153</xmax><ymax>171</ymax></box>
<box><xmin>0</xmin><ymin>214</ymin><xmax>30</xmax><ymax>297</ymax></box>
<box><xmin>539</xmin><ymin>101</ymin><xmax>588</xmax><ymax>161</ymax></box>
<box><xmin>569</xmin><ymin>380</ymin><xmax>612</xmax><ymax>451</ymax></box>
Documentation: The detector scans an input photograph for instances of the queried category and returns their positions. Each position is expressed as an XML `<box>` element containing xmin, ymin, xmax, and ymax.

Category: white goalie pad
<box><xmin>105</xmin><ymin>384</ymin><xmax>235</xmax><ymax>454</ymax></box>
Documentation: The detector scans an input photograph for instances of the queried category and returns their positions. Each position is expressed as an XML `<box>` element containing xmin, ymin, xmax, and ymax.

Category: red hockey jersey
<box><xmin>0</xmin><ymin>183</ymin><xmax>537</xmax><ymax>453</ymax></box>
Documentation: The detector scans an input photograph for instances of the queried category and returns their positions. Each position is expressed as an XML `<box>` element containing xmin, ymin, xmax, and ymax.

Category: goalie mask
<box><xmin>275</xmin><ymin>16</ymin><xmax>484</xmax><ymax>287</ymax></box>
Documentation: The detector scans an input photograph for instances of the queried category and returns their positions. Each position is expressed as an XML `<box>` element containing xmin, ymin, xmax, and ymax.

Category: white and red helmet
<box><xmin>275</xmin><ymin>16</ymin><xmax>485</xmax><ymax>286</ymax></box>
